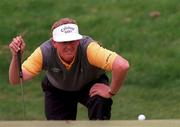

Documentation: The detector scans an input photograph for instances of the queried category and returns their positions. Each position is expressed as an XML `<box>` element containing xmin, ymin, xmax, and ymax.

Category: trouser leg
<box><xmin>44</xmin><ymin>91</ymin><xmax>78</xmax><ymax>120</ymax></box>
<box><xmin>79</xmin><ymin>74</ymin><xmax>113</xmax><ymax>120</ymax></box>
<box><xmin>42</xmin><ymin>77</ymin><xmax>78</xmax><ymax>120</ymax></box>
<box><xmin>87</xmin><ymin>95</ymin><xmax>112</xmax><ymax>120</ymax></box>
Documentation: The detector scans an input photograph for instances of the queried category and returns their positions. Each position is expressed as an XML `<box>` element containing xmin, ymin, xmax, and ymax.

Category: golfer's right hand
<box><xmin>9</xmin><ymin>36</ymin><xmax>25</xmax><ymax>56</ymax></box>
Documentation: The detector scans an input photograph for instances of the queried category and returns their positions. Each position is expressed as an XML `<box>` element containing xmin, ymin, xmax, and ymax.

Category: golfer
<box><xmin>9</xmin><ymin>18</ymin><xmax>129</xmax><ymax>120</ymax></box>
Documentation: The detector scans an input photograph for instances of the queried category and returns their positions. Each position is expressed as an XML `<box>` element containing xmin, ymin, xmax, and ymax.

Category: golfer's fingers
<box><xmin>19</xmin><ymin>36</ymin><xmax>26</xmax><ymax>51</ymax></box>
<box><xmin>9</xmin><ymin>37</ymin><xmax>21</xmax><ymax>54</ymax></box>
<box><xmin>90</xmin><ymin>84</ymin><xmax>99</xmax><ymax>91</ymax></box>
<box><xmin>9</xmin><ymin>45</ymin><xmax>16</xmax><ymax>55</ymax></box>
<box><xmin>9</xmin><ymin>41</ymin><xmax>20</xmax><ymax>53</ymax></box>
<box><xmin>15</xmin><ymin>37</ymin><xmax>22</xmax><ymax>49</ymax></box>
<box><xmin>19</xmin><ymin>36</ymin><xmax>25</xmax><ymax>44</ymax></box>
<box><xmin>89</xmin><ymin>86</ymin><xmax>101</xmax><ymax>96</ymax></box>
<box><xmin>89</xmin><ymin>90</ymin><xmax>93</xmax><ymax>96</ymax></box>
<box><xmin>89</xmin><ymin>86</ymin><xmax>97</xmax><ymax>95</ymax></box>
<box><xmin>12</xmin><ymin>36</ymin><xmax>22</xmax><ymax>47</ymax></box>
<box><xmin>12</xmin><ymin>36</ymin><xmax>25</xmax><ymax>48</ymax></box>
<box><xmin>90</xmin><ymin>90</ymin><xmax>99</xmax><ymax>97</ymax></box>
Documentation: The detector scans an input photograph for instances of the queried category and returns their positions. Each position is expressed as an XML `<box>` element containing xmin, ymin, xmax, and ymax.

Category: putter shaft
<box><xmin>17</xmin><ymin>50</ymin><xmax>25</xmax><ymax>120</ymax></box>
<box><xmin>19</xmin><ymin>77</ymin><xmax>25</xmax><ymax>119</ymax></box>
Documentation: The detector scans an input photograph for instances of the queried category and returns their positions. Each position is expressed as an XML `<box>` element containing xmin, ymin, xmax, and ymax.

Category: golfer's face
<box><xmin>54</xmin><ymin>40</ymin><xmax>80</xmax><ymax>63</ymax></box>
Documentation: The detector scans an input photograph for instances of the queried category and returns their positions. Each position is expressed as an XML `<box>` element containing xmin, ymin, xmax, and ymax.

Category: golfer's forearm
<box><xmin>110</xmin><ymin>56</ymin><xmax>129</xmax><ymax>94</ymax></box>
<box><xmin>9</xmin><ymin>56</ymin><xmax>20</xmax><ymax>85</ymax></box>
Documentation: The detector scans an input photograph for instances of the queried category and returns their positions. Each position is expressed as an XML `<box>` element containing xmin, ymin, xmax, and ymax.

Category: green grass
<box><xmin>0</xmin><ymin>0</ymin><xmax>180</xmax><ymax>120</ymax></box>
<box><xmin>1</xmin><ymin>120</ymin><xmax>180</xmax><ymax>127</ymax></box>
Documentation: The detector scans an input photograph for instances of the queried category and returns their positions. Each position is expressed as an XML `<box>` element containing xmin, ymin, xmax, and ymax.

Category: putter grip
<box><xmin>17</xmin><ymin>50</ymin><xmax>23</xmax><ymax>78</ymax></box>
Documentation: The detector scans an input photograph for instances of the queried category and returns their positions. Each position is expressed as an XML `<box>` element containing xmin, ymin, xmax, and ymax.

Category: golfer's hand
<box><xmin>89</xmin><ymin>83</ymin><xmax>112</xmax><ymax>98</ymax></box>
<box><xmin>9</xmin><ymin>36</ymin><xmax>25</xmax><ymax>56</ymax></box>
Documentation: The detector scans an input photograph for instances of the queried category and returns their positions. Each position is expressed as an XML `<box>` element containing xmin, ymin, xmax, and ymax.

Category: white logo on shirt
<box><xmin>51</xmin><ymin>68</ymin><xmax>61</xmax><ymax>72</ymax></box>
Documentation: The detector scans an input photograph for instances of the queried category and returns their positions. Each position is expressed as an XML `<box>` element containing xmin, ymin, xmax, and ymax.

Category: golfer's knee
<box><xmin>88</xmin><ymin>95</ymin><xmax>113</xmax><ymax>120</ymax></box>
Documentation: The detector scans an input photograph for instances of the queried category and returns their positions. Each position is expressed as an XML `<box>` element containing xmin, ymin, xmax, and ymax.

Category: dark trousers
<box><xmin>41</xmin><ymin>75</ymin><xmax>113</xmax><ymax>120</ymax></box>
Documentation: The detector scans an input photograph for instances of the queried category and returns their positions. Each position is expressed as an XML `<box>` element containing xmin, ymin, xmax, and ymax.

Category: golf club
<box><xmin>17</xmin><ymin>32</ymin><xmax>26</xmax><ymax>120</ymax></box>
<box><xmin>17</xmin><ymin>50</ymin><xmax>25</xmax><ymax>120</ymax></box>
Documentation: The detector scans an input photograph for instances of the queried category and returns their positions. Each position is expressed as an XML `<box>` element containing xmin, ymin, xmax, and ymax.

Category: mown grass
<box><xmin>0</xmin><ymin>0</ymin><xmax>180</xmax><ymax>120</ymax></box>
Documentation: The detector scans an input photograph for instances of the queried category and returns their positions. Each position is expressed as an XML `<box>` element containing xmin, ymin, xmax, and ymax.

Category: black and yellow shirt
<box><xmin>22</xmin><ymin>36</ymin><xmax>117</xmax><ymax>91</ymax></box>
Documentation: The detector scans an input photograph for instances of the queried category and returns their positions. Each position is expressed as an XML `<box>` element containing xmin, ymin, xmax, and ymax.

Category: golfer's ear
<box><xmin>51</xmin><ymin>39</ymin><xmax>56</xmax><ymax>48</ymax></box>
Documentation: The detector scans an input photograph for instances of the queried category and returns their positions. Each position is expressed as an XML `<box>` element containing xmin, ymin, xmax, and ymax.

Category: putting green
<box><xmin>0</xmin><ymin>120</ymin><xmax>180</xmax><ymax>127</ymax></box>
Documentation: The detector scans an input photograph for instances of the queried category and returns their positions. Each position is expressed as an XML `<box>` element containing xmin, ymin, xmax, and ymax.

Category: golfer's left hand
<box><xmin>89</xmin><ymin>83</ymin><xmax>112</xmax><ymax>98</ymax></box>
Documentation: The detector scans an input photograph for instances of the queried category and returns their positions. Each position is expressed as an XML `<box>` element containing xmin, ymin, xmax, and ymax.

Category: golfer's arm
<box><xmin>9</xmin><ymin>56</ymin><xmax>20</xmax><ymax>85</ymax></box>
<box><xmin>9</xmin><ymin>56</ymin><xmax>33</xmax><ymax>85</ymax></box>
<box><xmin>22</xmin><ymin>69</ymin><xmax>34</xmax><ymax>81</ymax></box>
<box><xmin>110</xmin><ymin>55</ymin><xmax>129</xmax><ymax>94</ymax></box>
<box><xmin>9</xmin><ymin>47</ymin><xmax>42</xmax><ymax>85</ymax></box>
<box><xmin>87</xmin><ymin>42</ymin><xmax>129</xmax><ymax>94</ymax></box>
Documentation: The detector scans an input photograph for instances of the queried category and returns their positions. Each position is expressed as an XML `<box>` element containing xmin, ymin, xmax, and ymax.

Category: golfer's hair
<box><xmin>51</xmin><ymin>18</ymin><xmax>77</xmax><ymax>31</ymax></box>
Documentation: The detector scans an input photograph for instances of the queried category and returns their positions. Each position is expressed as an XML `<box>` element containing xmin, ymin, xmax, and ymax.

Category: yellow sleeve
<box><xmin>22</xmin><ymin>47</ymin><xmax>42</xmax><ymax>76</ymax></box>
<box><xmin>87</xmin><ymin>42</ymin><xmax>117</xmax><ymax>71</ymax></box>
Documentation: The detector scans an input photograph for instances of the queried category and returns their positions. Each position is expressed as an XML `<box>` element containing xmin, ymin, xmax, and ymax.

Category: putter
<box><xmin>17</xmin><ymin>48</ymin><xmax>25</xmax><ymax>120</ymax></box>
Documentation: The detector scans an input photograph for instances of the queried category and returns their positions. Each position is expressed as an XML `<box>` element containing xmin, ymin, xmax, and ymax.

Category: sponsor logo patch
<box><xmin>51</xmin><ymin>68</ymin><xmax>61</xmax><ymax>72</ymax></box>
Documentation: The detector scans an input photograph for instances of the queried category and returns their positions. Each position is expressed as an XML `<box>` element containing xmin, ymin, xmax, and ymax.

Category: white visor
<box><xmin>52</xmin><ymin>24</ymin><xmax>83</xmax><ymax>42</ymax></box>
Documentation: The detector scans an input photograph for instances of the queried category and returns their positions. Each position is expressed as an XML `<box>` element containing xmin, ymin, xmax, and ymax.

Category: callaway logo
<box><xmin>61</xmin><ymin>26</ymin><xmax>75</xmax><ymax>33</ymax></box>
<box><xmin>51</xmin><ymin>68</ymin><xmax>61</xmax><ymax>72</ymax></box>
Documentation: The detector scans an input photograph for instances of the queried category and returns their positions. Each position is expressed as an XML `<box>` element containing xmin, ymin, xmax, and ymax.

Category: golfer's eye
<box><xmin>63</xmin><ymin>41</ymin><xmax>75</xmax><ymax>45</ymax></box>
